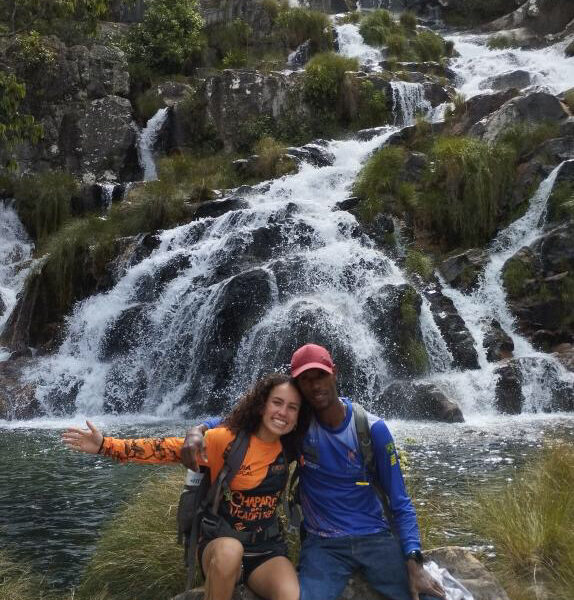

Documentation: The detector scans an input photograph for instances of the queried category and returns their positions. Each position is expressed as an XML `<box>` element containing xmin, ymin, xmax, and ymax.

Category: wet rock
<box><xmin>423</xmin><ymin>282</ymin><xmax>480</xmax><ymax>370</ymax></box>
<box><xmin>483</xmin><ymin>319</ymin><xmax>514</xmax><ymax>362</ymax></box>
<box><xmin>0</xmin><ymin>358</ymin><xmax>42</xmax><ymax>420</ymax></box>
<box><xmin>484</xmin><ymin>0</ymin><xmax>574</xmax><ymax>35</ymax></box>
<box><xmin>559</xmin><ymin>117</ymin><xmax>574</xmax><ymax>137</ymax></box>
<box><xmin>287</xmin><ymin>40</ymin><xmax>312</xmax><ymax>68</ymax></box>
<box><xmin>404</xmin><ymin>152</ymin><xmax>428</xmax><ymax>183</ymax></box>
<box><xmin>355</xmin><ymin>126</ymin><xmax>392</xmax><ymax>142</ymax></box>
<box><xmin>286</xmin><ymin>143</ymin><xmax>335</xmax><ymax>167</ymax></box>
<box><xmin>192</xmin><ymin>198</ymin><xmax>249</xmax><ymax>220</ymax></box>
<box><xmin>99</xmin><ymin>305</ymin><xmax>152</xmax><ymax>360</ymax></box>
<box><xmin>377</xmin><ymin>381</ymin><xmax>464</xmax><ymax>422</ymax></box>
<box><xmin>552</xmin><ymin>342</ymin><xmax>574</xmax><ymax>372</ymax></box>
<box><xmin>394</xmin><ymin>61</ymin><xmax>458</xmax><ymax>82</ymax></box>
<box><xmin>453</xmin><ymin>88</ymin><xmax>520</xmax><ymax>135</ymax></box>
<box><xmin>439</xmin><ymin>249</ymin><xmax>487</xmax><ymax>293</ymax></box>
<box><xmin>481</xmin><ymin>69</ymin><xmax>531</xmax><ymax>92</ymax></box>
<box><xmin>0</xmin><ymin>293</ymin><xmax>6</xmax><ymax>318</ymax></box>
<box><xmin>365</xmin><ymin>284</ymin><xmax>429</xmax><ymax>377</ymax></box>
<box><xmin>335</xmin><ymin>196</ymin><xmax>361</xmax><ymax>212</ymax></box>
<box><xmin>423</xmin><ymin>81</ymin><xmax>450</xmax><ymax>107</ymax></box>
<box><xmin>103</xmin><ymin>363</ymin><xmax>148</xmax><ymax>413</ymax></box>
<box><xmin>494</xmin><ymin>362</ymin><xmax>524</xmax><ymax>414</ymax></box>
<box><xmin>471</xmin><ymin>92</ymin><xmax>568</xmax><ymax>142</ymax></box>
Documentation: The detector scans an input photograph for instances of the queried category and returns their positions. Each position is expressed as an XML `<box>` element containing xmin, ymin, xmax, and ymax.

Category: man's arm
<box><xmin>371</xmin><ymin>420</ymin><xmax>445</xmax><ymax>600</ymax></box>
<box><xmin>180</xmin><ymin>417</ymin><xmax>222</xmax><ymax>470</ymax></box>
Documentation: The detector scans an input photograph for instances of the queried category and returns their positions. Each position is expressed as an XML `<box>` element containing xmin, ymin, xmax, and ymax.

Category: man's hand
<box><xmin>181</xmin><ymin>425</ymin><xmax>208</xmax><ymax>470</ymax></box>
<box><xmin>62</xmin><ymin>420</ymin><xmax>104</xmax><ymax>454</ymax></box>
<box><xmin>407</xmin><ymin>560</ymin><xmax>446</xmax><ymax>600</ymax></box>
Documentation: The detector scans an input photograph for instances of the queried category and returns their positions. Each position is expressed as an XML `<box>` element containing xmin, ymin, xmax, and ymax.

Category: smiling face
<box><xmin>295</xmin><ymin>367</ymin><xmax>338</xmax><ymax>413</ymax></box>
<box><xmin>258</xmin><ymin>382</ymin><xmax>302</xmax><ymax>442</ymax></box>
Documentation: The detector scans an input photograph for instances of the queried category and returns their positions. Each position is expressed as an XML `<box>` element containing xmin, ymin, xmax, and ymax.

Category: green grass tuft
<box><xmin>564</xmin><ymin>90</ymin><xmax>574</xmax><ymax>112</ymax></box>
<box><xmin>253</xmin><ymin>136</ymin><xmax>297</xmax><ymax>180</ymax></box>
<box><xmin>275</xmin><ymin>7</ymin><xmax>332</xmax><ymax>53</ymax></box>
<box><xmin>470</xmin><ymin>443</ymin><xmax>574</xmax><ymax>600</ymax></box>
<box><xmin>399</xmin><ymin>11</ymin><xmax>417</xmax><ymax>33</ymax></box>
<box><xmin>405</xmin><ymin>248</ymin><xmax>434</xmax><ymax>281</ymax></box>
<box><xmin>502</xmin><ymin>256</ymin><xmax>535</xmax><ymax>298</ymax></box>
<box><xmin>486</xmin><ymin>34</ymin><xmax>518</xmax><ymax>50</ymax></box>
<box><xmin>76</xmin><ymin>472</ymin><xmax>187</xmax><ymax>600</ymax></box>
<box><xmin>498</xmin><ymin>121</ymin><xmax>560</xmax><ymax>160</ymax></box>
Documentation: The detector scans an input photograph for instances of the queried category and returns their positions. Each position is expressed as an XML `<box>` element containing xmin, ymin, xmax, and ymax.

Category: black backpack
<box><xmin>177</xmin><ymin>430</ymin><xmax>250</xmax><ymax>590</ymax></box>
<box><xmin>286</xmin><ymin>402</ymin><xmax>395</xmax><ymax>536</ymax></box>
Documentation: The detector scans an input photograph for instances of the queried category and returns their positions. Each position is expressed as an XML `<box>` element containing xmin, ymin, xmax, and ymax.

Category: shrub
<box><xmin>9</xmin><ymin>31</ymin><xmax>56</xmax><ymax>71</ymax></box>
<box><xmin>486</xmin><ymin>34</ymin><xmax>517</xmax><ymax>50</ymax></box>
<box><xmin>126</xmin><ymin>0</ymin><xmax>204</xmax><ymax>73</ymax></box>
<box><xmin>221</xmin><ymin>49</ymin><xmax>249</xmax><ymax>68</ymax></box>
<box><xmin>498</xmin><ymin>121</ymin><xmax>560</xmax><ymax>159</ymax></box>
<box><xmin>275</xmin><ymin>7</ymin><xmax>332</xmax><ymax>53</ymax></box>
<box><xmin>349</xmin><ymin>80</ymin><xmax>390</xmax><ymax>129</ymax></box>
<box><xmin>470</xmin><ymin>443</ymin><xmax>574</xmax><ymax>600</ymax></box>
<box><xmin>77</xmin><ymin>472</ymin><xmax>187</xmax><ymax>600</ymax></box>
<box><xmin>502</xmin><ymin>256</ymin><xmax>535</xmax><ymax>298</ymax></box>
<box><xmin>303</xmin><ymin>52</ymin><xmax>358</xmax><ymax>124</ymax></box>
<box><xmin>208</xmin><ymin>18</ymin><xmax>252</xmax><ymax>63</ymax></box>
<box><xmin>339</xmin><ymin>11</ymin><xmax>361</xmax><ymax>25</ymax></box>
<box><xmin>399</xmin><ymin>11</ymin><xmax>417</xmax><ymax>33</ymax></box>
<box><xmin>412</xmin><ymin>30</ymin><xmax>446</xmax><ymax>62</ymax></box>
<box><xmin>359</xmin><ymin>9</ymin><xmax>395</xmax><ymax>47</ymax></box>
<box><xmin>253</xmin><ymin>136</ymin><xmax>297</xmax><ymax>180</ymax></box>
<box><xmin>420</xmin><ymin>136</ymin><xmax>516</xmax><ymax>248</ymax></box>
<box><xmin>13</xmin><ymin>171</ymin><xmax>77</xmax><ymax>241</ymax></box>
<box><xmin>547</xmin><ymin>181</ymin><xmax>574</xmax><ymax>223</ymax></box>
<box><xmin>157</xmin><ymin>152</ymin><xmax>239</xmax><ymax>192</ymax></box>
<box><xmin>236</xmin><ymin>115</ymin><xmax>276</xmax><ymax>153</ymax></box>
<box><xmin>387</xmin><ymin>32</ymin><xmax>412</xmax><ymax>61</ymax></box>
<box><xmin>405</xmin><ymin>248</ymin><xmax>434</xmax><ymax>281</ymax></box>
<box><xmin>0</xmin><ymin>72</ymin><xmax>43</xmax><ymax>168</ymax></box>
<box><xmin>354</xmin><ymin>146</ymin><xmax>407</xmax><ymax>219</ymax></box>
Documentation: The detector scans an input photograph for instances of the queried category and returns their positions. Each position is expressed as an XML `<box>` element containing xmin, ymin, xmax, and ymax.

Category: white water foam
<box><xmin>390</xmin><ymin>81</ymin><xmax>431</xmax><ymax>125</ymax></box>
<box><xmin>0</xmin><ymin>202</ymin><xmax>34</xmax><ymax>342</ymax></box>
<box><xmin>336</xmin><ymin>23</ymin><xmax>383</xmax><ymax>71</ymax></box>
<box><xmin>447</xmin><ymin>33</ymin><xmax>574</xmax><ymax>98</ymax></box>
<box><xmin>137</xmin><ymin>107</ymin><xmax>169</xmax><ymax>181</ymax></box>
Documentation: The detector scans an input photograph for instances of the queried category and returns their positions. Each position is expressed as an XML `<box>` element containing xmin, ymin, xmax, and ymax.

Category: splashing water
<box><xmin>336</xmin><ymin>23</ymin><xmax>383</xmax><ymax>71</ymax></box>
<box><xmin>137</xmin><ymin>107</ymin><xmax>169</xmax><ymax>181</ymax></box>
<box><xmin>390</xmin><ymin>81</ymin><xmax>432</xmax><ymax>125</ymax></box>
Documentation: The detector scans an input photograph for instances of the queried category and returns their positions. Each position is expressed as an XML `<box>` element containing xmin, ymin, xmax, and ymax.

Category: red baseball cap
<box><xmin>291</xmin><ymin>344</ymin><xmax>335</xmax><ymax>378</ymax></box>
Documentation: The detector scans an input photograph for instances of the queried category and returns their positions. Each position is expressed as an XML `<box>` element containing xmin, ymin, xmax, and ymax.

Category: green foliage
<box><xmin>0</xmin><ymin>0</ymin><xmax>111</xmax><ymax>41</ymax></box>
<box><xmin>399</xmin><ymin>11</ymin><xmax>418</xmax><ymax>33</ymax></box>
<box><xmin>405</xmin><ymin>248</ymin><xmax>434</xmax><ymax>281</ymax></box>
<box><xmin>253</xmin><ymin>136</ymin><xmax>297</xmax><ymax>180</ymax></box>
<box><xmin>0</xmin><ymin>72</ymin><xmax>43</xmax><ymax>168</ymax></box>
<box><xmin>564</xmin><ymin>90</ymin><xmax>574</xmax><ymax>112</ymax></box>
<box><xmin>222</xmin><ymin>49</ymin><xmax>249</xmax><ymax>68</ymax></box>
<box><xmin>126</xmin><ymin>0</ymin><xmax>204</xmax><ymax>73</ymax></box>
<box><xmin>12</xmin><ymin>171</ymin><xmax>76</xmax><ymax>241</ymax></box>
<box><xmin>236</xmin><ymin>115</ymin><xmax>276</xmax><ymax>153</ymax></box>
<box><xmin>404</xmin><ymin>338</ymin><xmax>430</xmax><ymax>375</ymax></box>
<box><xmin>349</xmin><ymin>80</ymin><xmax>390</xmax><ymax>130</ymax></box>
<box><xmin>498</xmin><ymin>121</ymin><xmax>561</xmax><ymax>159</ymax></box>
<box><xmin>303</xmin><ymin>52</ymin><xmax>358</xmax><ymax>131</ymax></box>
<box><xmin>359</xmin><ymin>9</ymin><xmax>396</xmax><ymax>47</ymax></box>
<box><xmin>0</xmin><ymin>551</ymin><xmax>41</xmax><ymax>600</ymax></box>
<box><xmin>76</xmin><ymin>472</ymin><xmax>187</xmax><ymax>600</ymax></box>
<box><xmin>339</xmin><ymin>11</ymin><xmax>362</xmax><ymax>25</ymax></box>
<box><xmin>547</xmin><ymin>181</ymin><xmax>574</xmax><ymax>223</ymax></box>
<box><xmin>420</xmin><ymin>136</ymin><xmax>516</xmax><ymax>248</ymax></box>
<box><xmin>412</xmin><ymin>30</ymin><xmax>446</xmax><ymax>62</ymax></box>
<box><xmin>354</xmin><ymin>146</ymin><xmax>407</xmax><ymax>221</ymax></box>
<box><xmin>502</xmin><ymin>257</ymin><xmax>535</xmax><ymax>298</ymax></box>
<box><xmin>207</xmin><ymin>18</ymin><xmax>252</xmax><ymax>65</ymax></box>
<box><xmin>470</xmin><ymin>443</ymin><xmax>574</xmax><ymax>600</ymax></box>
<box><xmin>176</xmin><ymin>89</ymin><xmax>223</xmax><ymax>154</ymax></box>
<box><xmin>9</xmin><ymin>31</ymin><xmax>57</xmax><ymax>71</ymax></box>
<box><xmin>275</xmin><ymin>7</ymin><xmax>332</xmax><ymax>52</ymax></box>
<box><xmin>486</xmin><ymin>34</ymin><xmax>518</xmax><ymax>50</ymax></box>
<box><xmin>133</xmin><ymin>88</ymin><xmax>166</xmax><ymax>124</ymax></box>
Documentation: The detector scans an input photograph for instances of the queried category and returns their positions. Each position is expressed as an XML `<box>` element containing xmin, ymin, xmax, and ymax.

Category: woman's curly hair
<box><xmin>223</xmin><ymin>373</ymin><xmax>311</xmax><ymax>459</ymax></box>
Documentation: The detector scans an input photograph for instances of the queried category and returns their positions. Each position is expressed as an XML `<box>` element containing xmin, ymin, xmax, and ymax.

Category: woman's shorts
<box><xmin>198</xmin><ymin>536</ymin><xmax>288</xmax><ymax>583</ymax></box>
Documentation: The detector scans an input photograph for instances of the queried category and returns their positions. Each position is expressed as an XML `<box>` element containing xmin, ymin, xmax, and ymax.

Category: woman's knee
<box><xmin>271</xmin><ymin>579</ymin><xmax>300</xmax><ymax>600</ymax></box>
<box><xmin>206</xmin><ymin>538</ymin><xmax>244</xmax><ymax>579</ymax></box>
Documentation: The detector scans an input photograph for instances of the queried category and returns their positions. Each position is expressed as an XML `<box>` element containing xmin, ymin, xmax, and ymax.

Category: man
<box><xmin>183</xmin><ymin>343</ymin><xmax>445</xmax><ymax>600</ymax></box>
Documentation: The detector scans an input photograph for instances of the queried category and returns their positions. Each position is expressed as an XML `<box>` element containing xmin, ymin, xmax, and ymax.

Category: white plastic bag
<box><xmin>424</xmin><ymin>560</ymin><xmax>474</xmax><ymax>600</ymax></box>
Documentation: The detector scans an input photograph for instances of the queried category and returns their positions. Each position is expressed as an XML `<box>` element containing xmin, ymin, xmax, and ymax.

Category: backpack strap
<box><xmin>185</xmin><ymin>429</ymin><xmax>250</xmax><ymax>590</ymax></box>
<box><xmin>352</xmin><ymin>402</ymin><xmax>396</xmax><ymax>534</ymax></box>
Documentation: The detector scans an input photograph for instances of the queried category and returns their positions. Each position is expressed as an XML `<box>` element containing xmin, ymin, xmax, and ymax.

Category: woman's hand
<box><xmin>62</xmin><ymin>420</ymin><xmax>104</xmax><ymax>454</ymax></box>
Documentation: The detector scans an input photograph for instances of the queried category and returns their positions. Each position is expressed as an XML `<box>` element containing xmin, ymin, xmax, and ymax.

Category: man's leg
<box><xmin>298</xmin><ymin>534</ymin><xmax>356</xmax><ymax>600</ymax></box>
<box><xmin>355</xmin><ymin>531</ymin><xmax>413</xmax><ymax>600</ymax></box>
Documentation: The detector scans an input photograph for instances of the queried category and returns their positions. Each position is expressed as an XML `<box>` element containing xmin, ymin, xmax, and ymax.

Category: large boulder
<box><xmin>481</xmin><ymin>69</ymin><xmax>531</xmax><ymax>92</ymax></box>
<box><xmin>483</xmin><ymin>319</ymin><xmax>514</xmax><ymax>362</ymax></box>
<box><xmin>2</xmin><ymin>35</ymin><xmax>138</xmax><ymax>181</ymax></box>
<box><xmin>439</xmin><ymin>249</ymin><xmax>487</xmax><ymax>293</ymax></box>
<box><xmin>377</xmin><ymin>381</ymin><xmax>464</xmax><ymax>422</ymax></box>
<box><xmin>0</xmin><ymin>357</ymin><xmax>42</xmax><ymax>419</ymax></box>
<box><xmin>451</xmin><ymin>88</ymin><xmax>520</xmax><ymax>136</ymax></box>
<box><xmin>494</xmin><ymin>361</ymin><xmax>524</xmax><ymax>414</ymax></box>
<box><xmin>365</xmin><ymin>284</ymin><xmax>430</xmax><ymax>378</ymax></box>
<box><xmin>470</xmin><ymin>92</ymin><xmax>568</xmax><ymax>142</ymax></box>
<box><xmin>422</xmin><ymin>282</ymin><xmax>480</xmax><ymax>370</ymax></box>
<box><xmin>484</xmin><ymin>0</ymin><xmax>574</xmax><ymax>35</ymax></box>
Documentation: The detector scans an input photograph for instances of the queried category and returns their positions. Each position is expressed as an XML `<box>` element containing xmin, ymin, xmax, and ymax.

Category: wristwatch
<box><xmin>406</xmin><ymin>550</ymin><xmax>424</xmax><ymax>565</ymax></box>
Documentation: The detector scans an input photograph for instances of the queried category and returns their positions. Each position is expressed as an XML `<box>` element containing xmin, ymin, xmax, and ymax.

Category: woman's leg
<box><xmin>247</xmin><ymin>556</ymin><xmax>300</xmax><ymax>600</ymax></box>
<box><xmin>201</xmin><ymin>537</ymin><xmax>244</xmax><ymax>600</ymax></box>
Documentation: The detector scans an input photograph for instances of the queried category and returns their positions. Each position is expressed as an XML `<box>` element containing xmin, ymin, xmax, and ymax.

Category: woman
<box><xmin>62</xmin><ymin>373</ymin><xmax>309</xmax><ymax>600</ymax></box>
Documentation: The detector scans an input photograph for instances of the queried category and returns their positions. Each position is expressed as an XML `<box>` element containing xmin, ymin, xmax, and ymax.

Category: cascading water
<box><xmin>390</xmin><ymin>81</ymin><xmax>431</xmax><ymax>126</ymax></box>
<box><xmin>336</xmin><ymin>23</ymin><xmax>383</xmax><ymax>71</ymax></box>
<box><xmin>0</xmin><ymin>202</ymin><xmax>34</xmax><ymax>357</ymax></box>
<box><xmin>137</xmin><ymin>107</ymin><xmax>169</xmax><ymax>181</ymax></box>
<box><xmin>446</xmin><ymin>33</ymin><xmax>574</xmax><ymax>98</ymax></box>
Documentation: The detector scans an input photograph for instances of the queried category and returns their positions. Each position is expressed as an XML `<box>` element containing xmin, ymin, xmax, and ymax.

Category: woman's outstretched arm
<box><xmin>62</xmin><ymin>420</ymin><xmax>104</xmax><ymax>454</ymax></box>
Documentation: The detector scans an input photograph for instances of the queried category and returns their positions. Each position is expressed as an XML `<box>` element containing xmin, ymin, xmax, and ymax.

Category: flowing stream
<box><xmin>1</xmin><ymin>20</ymin><xmax>574</xmax><ymax>592</ymax></box>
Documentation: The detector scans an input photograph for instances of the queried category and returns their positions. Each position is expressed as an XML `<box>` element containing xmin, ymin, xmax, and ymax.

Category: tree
<box><xmin>0</xmin><ymin>72</ymin><xmax>43</xmax><ymax>168</ymax></box>
<box><xmin>127</xmin><ymin>0</ymin><xmax>204</xmax><ymax>73</ymax></box>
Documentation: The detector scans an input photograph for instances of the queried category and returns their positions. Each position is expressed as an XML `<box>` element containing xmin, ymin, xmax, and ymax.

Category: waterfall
<box><xmin>335</xmin><ymin>23</ymin><xmax>383</xmax><ymax>71</ymax></box>
<box><xmin>0</xmin><ymin>202</ymin><xmax>34</xmax><ymax>357</ymax></box>
<box><xmin>390</xmin><ymin>81</ymin><xmax>431</xmax><ymax>126</ymax></box>
<box><xmin>137</xmin><ymin>107</ymin><xmax>169</xmax><ymax>182</ymax></box>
